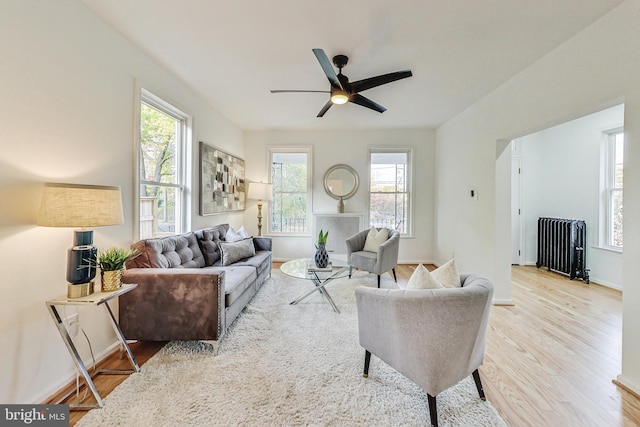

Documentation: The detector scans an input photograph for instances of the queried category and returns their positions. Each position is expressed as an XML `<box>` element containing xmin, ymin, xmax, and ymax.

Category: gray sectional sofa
<box><xmin>118</xmin><ymin>224</ymin><xmax>272</xmax><ymax>353</ymax></box>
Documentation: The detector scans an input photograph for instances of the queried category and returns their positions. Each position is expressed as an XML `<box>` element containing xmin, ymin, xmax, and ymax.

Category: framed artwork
<box><xmin>199</xmin><ymin>141</ymin><xmax>246</xmax><ymax>215</ymax></box>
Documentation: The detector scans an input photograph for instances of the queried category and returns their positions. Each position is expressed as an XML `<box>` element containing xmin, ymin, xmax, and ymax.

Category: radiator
<box><xmin>536</xmin><ymin>217</ymin><xmax>589</xmax><ymax>283</ymax></box>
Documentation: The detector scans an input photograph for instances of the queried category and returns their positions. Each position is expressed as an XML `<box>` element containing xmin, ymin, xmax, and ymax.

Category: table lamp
<box><xmin>38</xmin><ymin>183</ymin><xmax>124</xmax><ymax>298</ymax></box>
<box><xmin>247</xmin><ymin>182</ymin><xmax>272</xmax><ymax>237</ymax></box>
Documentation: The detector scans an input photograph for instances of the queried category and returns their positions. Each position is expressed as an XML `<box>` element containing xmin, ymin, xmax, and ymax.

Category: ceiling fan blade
<box><xmin>312</xmin><ymin>48</ymin><xmax>343</xmax><ymax>90</ymax></box>
<box><xmin>350</xmin><ymin>94</ymin><xmax>386</xmax><ymax>113</ymax></box>
<box><xmin>350</xmin><ymin>70</ymin><xmax>412</xmax><ymax>93</ymax></box>
<box><xmin>317</xmin><ymin>100</ymin><xmax>333</xmax><ymax>117</ymax></box>
<box><xmin>271</xmin><ymin>90</ymin><xmax>330</xmax><ymax>93</ymax></box>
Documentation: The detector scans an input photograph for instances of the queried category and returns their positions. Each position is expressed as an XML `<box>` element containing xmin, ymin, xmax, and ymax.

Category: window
<box><xmin>269</xmin><ymin>148</ymin><xmax>311</xmax><ymax>234</ymax></box>
<box><xmin>369</xmin><ymin>149</ymin><xmax>412</xmax><ymax>234</ymax></box>
<box><xmin>138</xmin><ymin>90</ymin><xmax>190</xmax><ymax>239</ymax></box>
<box><xmin>603</xmin><ymin>130</ymin><xmax>624</xmax><ymax>249</ymax></box>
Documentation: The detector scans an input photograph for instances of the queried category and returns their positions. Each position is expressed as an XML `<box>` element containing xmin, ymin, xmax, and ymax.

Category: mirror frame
<box><xmin>323</xmin><ymin>164</ymin><xmax>359</xmax><ymax>200</ymax></box>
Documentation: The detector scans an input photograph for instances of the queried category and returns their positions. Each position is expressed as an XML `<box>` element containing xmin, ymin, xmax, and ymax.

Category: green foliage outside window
<box><xmin>271</xmin><ymin>155</ymin><xmax>308</xmax><ymax>233</ymax></box>
<box><xmin>139</xmin><ymin>100</ymin><xmax>181</xmax><ymax>237</ymax></box>
<box><xmin>140</xmin><ymin>102</ymin><xmax>177</xmax><ymax>190</ymax></box>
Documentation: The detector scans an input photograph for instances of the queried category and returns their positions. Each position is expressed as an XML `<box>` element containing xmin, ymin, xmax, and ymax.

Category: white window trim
<box><xmin>267</xmin><ymin>146</ymin><xmax>313</xmax><ymax>236</ymax></box>
<box><xmin>599</xmin><ymin>127</ymin><xmax>623</xmax><ymax>252</ymax></box>
<box><xmin>134</xmin><ymin>87</ymin><xmax>192</xmax><ymax>240</ymax></box>
<box><xmin>368</xmin><ymin>147</ymin><xmax>414</xmax><ymax>237</ymax></box>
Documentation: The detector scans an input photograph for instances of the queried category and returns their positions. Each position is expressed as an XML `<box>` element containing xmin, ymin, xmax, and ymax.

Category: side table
<box><xmin>45</xmin><ymin>283</ymin><xmax>140</xmax><ymax>410</ymax></box>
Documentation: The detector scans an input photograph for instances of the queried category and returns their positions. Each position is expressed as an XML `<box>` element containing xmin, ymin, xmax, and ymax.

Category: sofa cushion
<box><xmin>350</xmin><ymin>250</ymin><xmax>377</xmax><ymax>272</ymax></box>
<box><xmin>231</xmin><ymin>250</ymin><xmax>270</xmax><ymax>269</ymax></box>
<box><xmin>217</xmin><ymin>266</ymin><xmax>257</xmax><ymax>307</ymax></box>
<box><xmin>130</xmin><ymin>232</ymin><xmax>206</xmax><ymax>268</ymax></box>
<box><xmin>219</xmin><ymin>238</ymin><xmax>256</xmax><ymax>266</ymax></box>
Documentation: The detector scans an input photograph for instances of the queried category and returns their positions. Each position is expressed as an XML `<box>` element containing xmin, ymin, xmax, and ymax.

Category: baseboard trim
<box><xmin>39</xmin><ymin>340</ymin><xmax>121</xmax><ymax>405</ymax></box>
<box><xmin>492</xmin><ymin>298</ymin><xmax>515</xmax><ymax>306</ymax></box>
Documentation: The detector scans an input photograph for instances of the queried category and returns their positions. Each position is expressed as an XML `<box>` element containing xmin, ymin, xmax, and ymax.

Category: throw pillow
<box><xmin>406</xmin><ymin>264</ymin><xmax>443</xmax><ymax>290</ymax></box>
<box><xmin>362</xmin><ymin>227</ymin><xmax>389</xmax><ymax>253</ymax></box>
<box><xmin>219</xmin><ymin>238</ymin><xmax>256</xmax><ymax>266</ymax></box>
<box><xmin>431</xmin><ymin>259</ymin><xmax>461</xmax><ymax>288</ymax></box>
<box><xmin>225</xmin><ymin>226</ymin><xmax>244</xmax><ymax>243</ymax></box>
<box><xmin>200</xmin><ymin>229</ymin><xmax>222</xmax><ymax>266</ymax></box>
<box><xmin>237</xmin><ymin>226</ymin><xmax>250</xmax><ymax>238</ymax></box>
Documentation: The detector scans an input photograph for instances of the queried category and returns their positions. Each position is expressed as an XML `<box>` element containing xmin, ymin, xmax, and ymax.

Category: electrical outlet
<box><xmin>64</xmin><ymin>313</ymin><xmax>79</xmax><ymax>336</ymax></box>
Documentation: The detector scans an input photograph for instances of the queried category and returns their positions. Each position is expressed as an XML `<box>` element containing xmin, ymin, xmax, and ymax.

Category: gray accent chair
<box><xmin>355</xmin><ymin>274</ymin><xmax>494</xmax><ymax>427</ymax></box>
<box><xmin>346</xmin><ymin>228</ymin><xmax>400</xmax><ymax>288</ymax></box>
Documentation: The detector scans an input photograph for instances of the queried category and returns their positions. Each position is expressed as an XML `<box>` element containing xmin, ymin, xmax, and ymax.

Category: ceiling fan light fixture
<box><xmin>331</xmin><ymin>91</ymin><xmax>349</xmax><ymax>105</ymax></box>
<box><xmin>270</xmin><ymin>49</ymin><xmax>412</xmax><ymax>117</ymax></box>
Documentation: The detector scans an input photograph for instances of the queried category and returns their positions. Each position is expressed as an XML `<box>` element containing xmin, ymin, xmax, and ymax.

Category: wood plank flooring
<box><xmin>481</xmin><ymin>266</ymin><xmax>640</xmax><ymax>427</ymax></box>
<box><xmin>48</xmin><ymin>264</ymin><xmax>640</xmax><ymax>426</ymax></box>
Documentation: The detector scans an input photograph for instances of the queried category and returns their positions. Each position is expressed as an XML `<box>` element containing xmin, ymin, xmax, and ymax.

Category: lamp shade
<box><xmin>38</xmin><ymin>183</ymin><xmax>124</xmax><ymax>227</ymax></box>
<box><xmin>247</xmin><ymin>182</ymin><xmax>273</xmax><ymax>201</ymax></box>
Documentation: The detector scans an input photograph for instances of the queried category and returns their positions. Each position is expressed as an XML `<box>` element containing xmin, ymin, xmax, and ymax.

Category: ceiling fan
<box><xmin>271</xmin><ymin>48</ymin><xmax>413</xmax><ymax>117</ymax></box>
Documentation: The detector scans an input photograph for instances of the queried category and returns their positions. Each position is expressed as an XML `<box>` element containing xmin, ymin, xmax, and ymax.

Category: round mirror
<box><xmin>323</xmin><ymin>164</ymin><xmax>359</xmax><ymax>201</ymax></box>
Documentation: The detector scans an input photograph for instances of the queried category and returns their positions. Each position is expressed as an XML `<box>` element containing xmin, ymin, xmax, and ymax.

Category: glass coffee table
<box><xmin>280</xmin><ymin>258</ymin><xmax>350</xmax><ymax>313</ymax></box>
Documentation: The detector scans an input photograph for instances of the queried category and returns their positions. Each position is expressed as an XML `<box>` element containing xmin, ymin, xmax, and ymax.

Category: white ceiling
<box><xmin>80</xmin><ymin>0</ymin><xmax>624</xmax><ymax>130</ymax></box>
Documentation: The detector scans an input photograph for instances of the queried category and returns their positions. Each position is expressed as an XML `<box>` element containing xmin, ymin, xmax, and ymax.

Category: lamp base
<box><xmin>256</xmin><ymin>200</ymin><xmax>264</xmax><ymax>237</ymax></box>
<box><xmin>67</xmin><ymin>281</ymin><xmax>94</xmax><ymax>299</ymax></box>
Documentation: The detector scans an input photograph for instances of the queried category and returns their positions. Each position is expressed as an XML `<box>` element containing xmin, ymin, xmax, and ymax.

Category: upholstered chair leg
<box><xmin>363</xmin><ymin>350</ymin><xmax>371</xmax><ymax>378</ymax></box>
<box><xmin>392</xmin><ymin>268</ymin><xmax>397</xmax><ymax>282</ymax></box>
<box><xmin>349</xmin><ymin>266</ymin><xmax>353</xmax><ymax>278</ymax></box>
<box><xmin>427</xmin><ymin>394</ymin><xmax>438</xmax><ymax>427</ymax></box>
<box><xmin>472</xmin><ymin>369</ymin><xmax>486</xmax><ymax>400</ymax></box>
<box><xmin>377</xmin><ymin>275</ymin><xmax>381</xmax><ymax>288</ymax></box>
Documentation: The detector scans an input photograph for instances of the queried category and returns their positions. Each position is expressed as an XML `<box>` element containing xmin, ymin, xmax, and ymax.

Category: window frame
<box><xmin>267</xmin><ymin>146</ymin><xmax>312</xmax><ymax>236</ymax></box>
<box><xmin>601</xmin><ymin>128</ymin><xmax>623</xmax><ymax>251</ymax></box>
<box><xmin>368</xmin><ymin>147</ymin><xmax>413</xmax><ymax>236</ymax></box>
<box><xmin>135</xmin><ymin>88</ymin><xmax>191</xmax><ymax>239</ymax></box>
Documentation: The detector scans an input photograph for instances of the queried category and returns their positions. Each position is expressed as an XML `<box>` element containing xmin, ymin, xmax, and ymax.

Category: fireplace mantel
<box><xmin>314</xmin><ymin>213</ymin><xmax>365</xmax><ymax>256</ymax></box>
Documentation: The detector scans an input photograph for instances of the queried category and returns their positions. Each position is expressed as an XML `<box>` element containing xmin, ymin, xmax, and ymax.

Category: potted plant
<box><xmin>314</xmin><ymin>229</ymin><xmax>330</xmax><ymax>268</ymax></box>
<box><xmin>97</xmin><ymin>247</ymin><xmax>138</xmax><ymax>292</ymax></box>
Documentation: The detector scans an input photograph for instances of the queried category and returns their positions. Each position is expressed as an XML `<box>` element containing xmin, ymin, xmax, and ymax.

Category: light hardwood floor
<box><xmin>482</xmin><ymin>266</ymin><xmax>640</xmax><ymax>427</ymax></box>
<box><xmin>50</xmin><ymin>264</ymin><xmax>640</xmax><ymax>426</ymax></box>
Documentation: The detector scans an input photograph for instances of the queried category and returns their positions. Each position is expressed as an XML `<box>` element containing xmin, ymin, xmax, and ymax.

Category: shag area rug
<box><xmin>77</xmin><ymin>270</ymin><xmax>507</xmax><ymax>427</ymax></box>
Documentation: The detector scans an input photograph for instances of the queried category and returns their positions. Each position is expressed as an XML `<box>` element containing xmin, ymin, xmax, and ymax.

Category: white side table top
<box><xmin>46</xmin><ymin>283</ymin><xmax>138</xmax><ymax>306</ymax></box>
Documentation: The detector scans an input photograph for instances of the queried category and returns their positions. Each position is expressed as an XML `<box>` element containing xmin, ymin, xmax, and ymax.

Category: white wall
<box><xmin>243</xmin><ymin>129</ymin><xmax>435</xmax><ymax>264</ymax></box>
<box><xmin>518</xmin><ymin>104</ymin><xmax>624</xmax><ymax>288</ymax></box>
<box><xmin>0</xmin><ymin>0</ymin><xmax>244</xmax><ymax>403</ymax></box>
<box><xmin>435</xmin><ymin>0</ymin><xmax>640</xmax><ymax>392</ymax></box>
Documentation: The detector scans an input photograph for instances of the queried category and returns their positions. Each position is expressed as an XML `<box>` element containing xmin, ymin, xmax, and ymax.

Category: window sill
<box><xmin>591</xmin><ymin>245</ymin><xmax>623</xmax><ymax>254</ymax></box>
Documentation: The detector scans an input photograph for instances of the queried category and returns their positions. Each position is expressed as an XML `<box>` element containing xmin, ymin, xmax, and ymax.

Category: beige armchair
<box><xmin>346</xmin><ymin>228</ymin><xmax>400</xmax><ymax>288</ymax></box>
<box><xmin>355</xmin><ymin>274</ymin><xmax>494</xmax><ymax>427</ymax></box>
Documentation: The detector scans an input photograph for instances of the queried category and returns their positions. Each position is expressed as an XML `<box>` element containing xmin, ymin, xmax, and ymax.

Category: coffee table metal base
<box><xmin>290</xmin><ymin>270</ymin><xmax>345</xmax><ymax>313</ymax></box>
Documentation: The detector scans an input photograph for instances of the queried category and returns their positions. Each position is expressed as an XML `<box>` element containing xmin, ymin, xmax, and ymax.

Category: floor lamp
<box><xmin>38</xmin><ymin>183</ymin><xmax>124</xmax><ymax>298</ymax></box>
<box><xmin>247</xmin><ymin>182</ymin><xmax>272</xmax><ymax>237</ymax></box>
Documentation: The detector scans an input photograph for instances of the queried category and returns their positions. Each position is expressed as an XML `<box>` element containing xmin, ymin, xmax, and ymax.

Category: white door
<box><xmin>511</xmin><ymin>157</ymin><xmax>522</xmax><ymax>264</ymax></box>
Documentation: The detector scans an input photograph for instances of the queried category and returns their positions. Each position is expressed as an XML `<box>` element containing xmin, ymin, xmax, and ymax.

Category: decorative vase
<box><xmin>101</xmin><ymin>269</ymin><xmax>124</xmax><ymax>292</ymax></box>
<box><xmin>314</xmin><ymin>242</ymin><xmax>329</xmax><ymax>268</ymax></box>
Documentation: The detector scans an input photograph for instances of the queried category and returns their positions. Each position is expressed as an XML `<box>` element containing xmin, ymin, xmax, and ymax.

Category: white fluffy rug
<box><xmin>77</xmin><ymin>270</ymin><xmax>507</xmax><ymax>427</ymax></box>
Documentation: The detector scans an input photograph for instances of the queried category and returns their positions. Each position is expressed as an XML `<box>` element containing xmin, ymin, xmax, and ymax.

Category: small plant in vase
<box><xmin>314</xmin><ymin>229</ymin><xmax>330</xmax><ymax>269</ymax></box>
<box><xmin>97</xmin><ymin>247</ymin><xmax>138</xmax><ymax>292</ymax></box>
